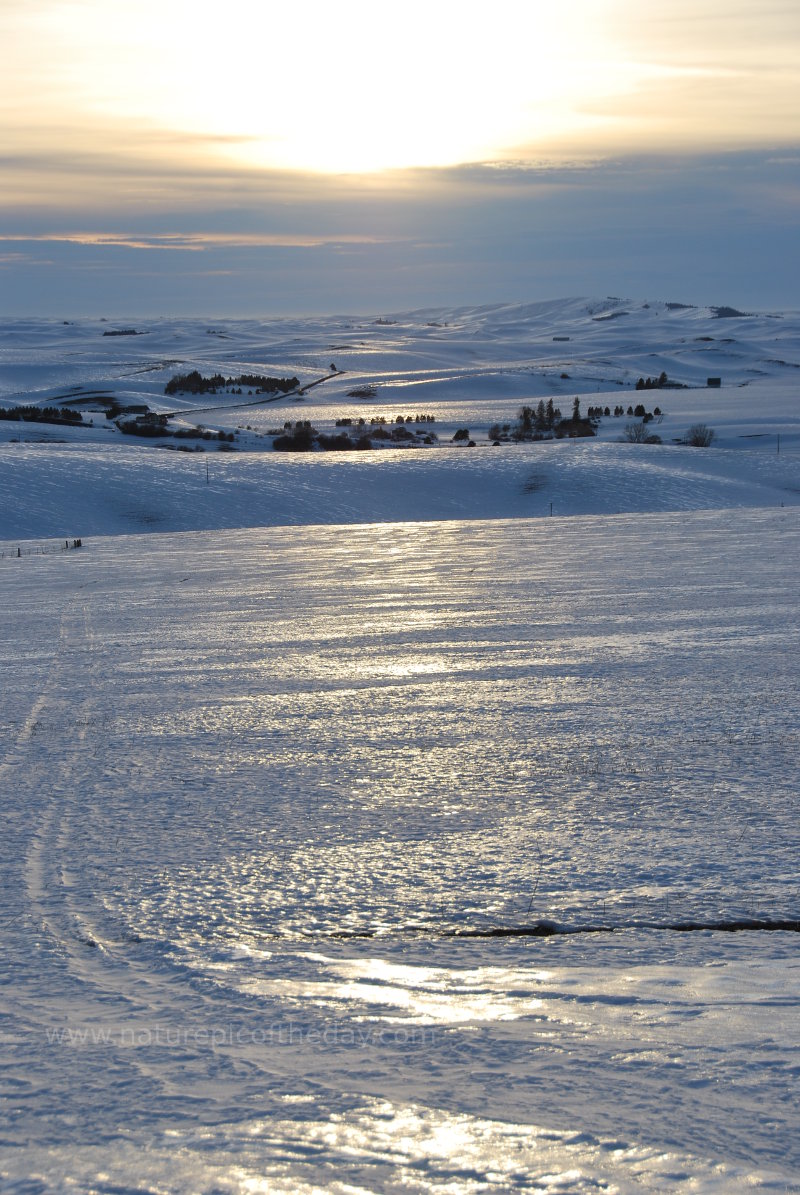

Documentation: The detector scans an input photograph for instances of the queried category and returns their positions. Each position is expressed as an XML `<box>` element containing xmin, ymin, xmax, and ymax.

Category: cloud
<box><xmin>1</xmin><ymin>149</ymin><xmax>798</xmax><ymax>316</ymax></box>
<box><xmin>0</xmin><ymin>231</ymin><xmax>398</xmax><ymax>251</ymax></box>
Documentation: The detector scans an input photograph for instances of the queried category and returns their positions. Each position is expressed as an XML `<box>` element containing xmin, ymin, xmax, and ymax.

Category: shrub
<box><xmin>621</xmin><ymin>421</ymin><xmax>650</xmax><ymax>443</ymax></box>
<box><xmin>684</xmin><ymin>423</ymin><xmax>715</xmax><ymax>447</ymax></box>
<box><xmin>273</xmin><ymin>424</ymin><xmax>315</xmax><ymax>451</ymax></box>
<box><xmin>316</xmin><ymin>432</ymin><xmax>355</xmax><ymax>451</ymax></box>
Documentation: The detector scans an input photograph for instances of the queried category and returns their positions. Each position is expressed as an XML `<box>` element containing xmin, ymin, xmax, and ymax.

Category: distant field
<box><xmin>0</xmin><ymin>298</ymin><xmax>798</xmax><ymax>538</ymax></box>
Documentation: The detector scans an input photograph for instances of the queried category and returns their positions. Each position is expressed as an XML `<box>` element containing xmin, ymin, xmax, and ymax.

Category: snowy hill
<box><xmin>2</xmin><ymin>304</ymin><xmax>800</xmax><ymax>1192</ymax></box>
<box><xmin>0</xmin><ymin>298</ymin><xmax>798</xmax><ymax>539</ymax></box>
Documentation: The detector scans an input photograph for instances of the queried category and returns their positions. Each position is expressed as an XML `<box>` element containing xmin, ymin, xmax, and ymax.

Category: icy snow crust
<box><xmin>1</xmin><ymin>301</ymin><xmax>799</xmax><ymax>1192</ymax></box>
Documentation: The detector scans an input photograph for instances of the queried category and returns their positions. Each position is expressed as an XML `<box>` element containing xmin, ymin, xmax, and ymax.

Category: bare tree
<box><xmin>684</xmin><ymin>423</ymin><xmax>715</xmax><ymax>447</ymax></box>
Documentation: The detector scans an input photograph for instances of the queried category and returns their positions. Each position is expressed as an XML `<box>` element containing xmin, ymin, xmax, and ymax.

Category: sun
<box><xmin>13</xmin><ymin>0</ymin><xmax>642</xmax><ymax>174</ymax></box>
<box><xmin>9</xmin><ymin>0</ymin><xmax>799</xmax><ymax>179</ymax></box>
<box><xmin>171</xmin><ymin>2</ymin><xmax>630</xmax><ymax>172</ymax></box>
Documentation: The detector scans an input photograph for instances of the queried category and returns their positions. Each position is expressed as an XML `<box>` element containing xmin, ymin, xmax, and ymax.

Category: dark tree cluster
<box><xmin>585</xmin><ymin>404</ymin><xmax>663</xmax><ymax>419</ymax></box>
<box><xmin>512</xmin><ymin>399</ymin><xmax>560</xmax><ymax>439</ymax></box>
<box><xmin>636</xmin><ymin>371</ymin><xmax>668</xmax><ymax>390</ymax></box>
<box><xmin>0</xmin><ymin>405</ymin><xmax>83</xmax><ymax>426</ymax></box>
<box><xmin>164</xmin><ymin>371</ymin><xmax>299</xmax><ymax>396</ymax></box>
<box><xmin>119</xmin><ymin>415</ymin><xmax>168</xmax><ymax>437</ymax></box>
<box><xmin>491</xmin><ymin>398</ymin><xmax>595</xmax><ymax>442</ymax></box>
<box><xmin>273</xmin><ymin>421</ymin><xmax>316</xmax><ymax>451</ymax></box>
<box><xmin>273</xmin><ymin>418</ymin><xmax>437</xmax><ymax>452</ymax></box>
<box><xmin>119</xmin><ymin>411</ymin><xmax>233</xmax><ymax>442</ymax></box>
<box><xmin>336</xmin><ymin>414</ymin><xmax>435</xmax><ymax>429</ymax></box>
<box><xmin>235</xmin><ymin>374</ymin><xmax>298</xmax><ymax>392</ymax></box>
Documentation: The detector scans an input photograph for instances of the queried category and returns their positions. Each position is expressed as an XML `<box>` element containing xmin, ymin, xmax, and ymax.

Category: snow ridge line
<box><xmin>306</xmin><ymin>917</ymin><xmax>800</xmax><ymax>941</ymax></box>
<box><xmin>448</xmin><ymin>918</ymin><xmax>800</xmax><ymax>938</ymax></box>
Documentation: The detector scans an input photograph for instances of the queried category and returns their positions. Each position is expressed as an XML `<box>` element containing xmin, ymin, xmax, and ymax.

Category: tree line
<box><xmin>0</xmin><ymin>405</ymin><xmax>83</xmax><ymax>425</ymax></box>
<box><xmin>164</xmin><ymin>371</ymin><xmax>299</xmax><ymax>396</ymax></box>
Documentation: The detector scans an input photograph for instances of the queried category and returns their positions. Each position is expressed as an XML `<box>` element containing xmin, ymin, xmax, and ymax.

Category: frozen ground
<box><xmin>0</xmin><ymin>302</ymin><xmax>799</xmax><ymax>1192</ymax></box>
<box><xmin>2</xmin><ymin>511</ymin><xmax>799</xmax><ymax>1192</ymax></box>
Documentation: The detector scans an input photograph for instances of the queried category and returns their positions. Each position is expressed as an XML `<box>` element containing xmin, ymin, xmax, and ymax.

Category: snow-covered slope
<box><xmin>2</xmin><ymin>510</ymin><xmax>799</xmax><ymax>1192</ymax></box>
<box><xmin>0</xmin><ymin>299</ymin><xmax>798</xmax><ymax>539</ymax></box>
<box><xmin>0</xmin><ymin>437</ymin><xmax>798</xmax><ymax>541</ymax></box>
<box><xmin>2</xmin><ymin>304</ymin><xmax>799</xmax><ymax>1193</ymax></box>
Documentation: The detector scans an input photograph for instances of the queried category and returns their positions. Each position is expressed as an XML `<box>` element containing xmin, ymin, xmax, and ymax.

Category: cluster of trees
<box><xmin>335</xmin><ymin>413</ymin><xmax>435</xmax><ymax>427</ymax></box>
<box><xmin>370</xmin><ymin>425</ymin><xmax>435</xmax><ymax>444</ymax></box>
<box><xmin>489</xmin><ymin>399</ymin><xmax>558</xmax><ymax>441</ymax></box>
<box><xmin>118</xmin><ymin>412</ymin><xmax>169</xmax><ymax>436</ymax></box>
<box><xmin>636</xmin><ymin>371</ymin><xmax>668</xmax><ymax>390</ymax></box>
<box><xmin>0</xmin><ymin>405</ymin><xmax>83</xmax><ymax>426</ymax></box>
<box><xmin>593</xmin><ymin>403</ymin><xmax>660</xmax><ymax>418</ymax></box>
<box><xmin>164</xmin><ymin>371</ymin><xmax>299</xmax><ymax>396</ymax></box>
<box><xmin>621</xmin><ymin>421</ymin><xmax>715</xmax><ymax>447</ymax></box>
<box><xmin>273</xmin><ymin>421</ymin><xmax>319</xmax><ymax>451</ymax></box>
<box><xmin>273</xmin><ymin>419</ymin><xmax>437</xmax><ymax>452</ymax></box>
<box><xmin>490</xmin><ymin>398</ymin><xmax>596</xmax><ymax>442</ymax></box>
<box><xmin>118</xmin><ymin>411</ymin><xmax>234</xmax><ymax>442</ymax></box>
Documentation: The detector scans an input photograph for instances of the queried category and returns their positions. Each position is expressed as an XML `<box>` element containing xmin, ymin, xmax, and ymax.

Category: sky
<box><xmin>1</xmin><ymin>0</ymin><xmax>799</xmax><ymax>316</ymax></box>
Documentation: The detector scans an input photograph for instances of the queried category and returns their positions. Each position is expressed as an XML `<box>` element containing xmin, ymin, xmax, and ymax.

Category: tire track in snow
<box><xmin>12</xmin><ymin>589</ymin><xmax>316</xmax><ymax>1107</ymax></box>
<box><xmin>0</xmin><ymin>592</ymin><xmax>80</xmax><ymax>791</ymax></box>
<box><xmin>22</xmin><ymin>598</ymin><xmax>103</xmax><ymax>950</ymax></box>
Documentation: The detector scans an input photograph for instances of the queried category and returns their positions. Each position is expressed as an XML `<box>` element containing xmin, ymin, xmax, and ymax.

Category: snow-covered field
<box><xmin>1</xmin><ymin>301</ymin><xmax>799</xmax><ymax>1192</ymax></box>
<box><xmin>0</xmin><ymin>298</ymin><xmax>798</xmax><ymax>538</ymax></box>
